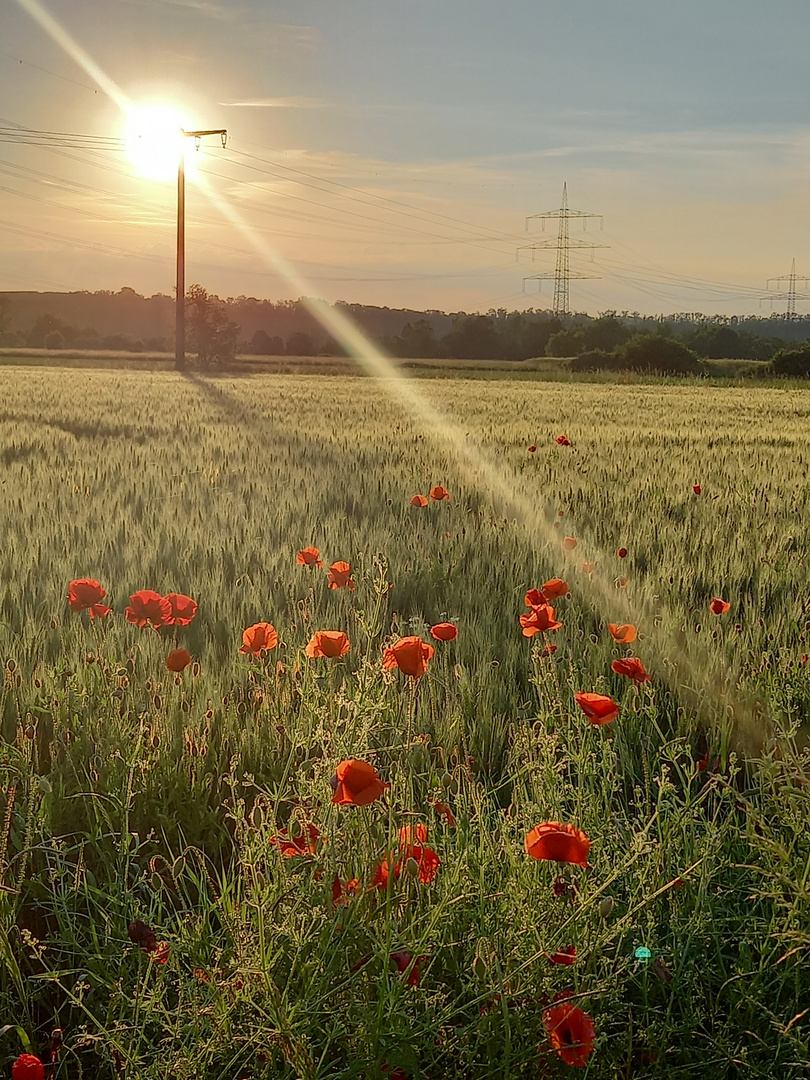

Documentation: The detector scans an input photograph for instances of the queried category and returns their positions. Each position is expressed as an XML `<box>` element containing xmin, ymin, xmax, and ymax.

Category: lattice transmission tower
<box><xmin>518</xmin><ymin>183</ymin><xmax>606</xmax><ymax>315</ymax></box>
<box><xmin>765</xmin><ymin>258</ymin><xmax>810</xmax><ymax>317</ymax></box>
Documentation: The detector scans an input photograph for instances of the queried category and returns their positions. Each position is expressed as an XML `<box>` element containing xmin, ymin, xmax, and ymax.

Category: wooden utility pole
<box><xmin>175</xmin><ymin>128</ymin><xmax>226</xmax><ymax>371</ymax></box>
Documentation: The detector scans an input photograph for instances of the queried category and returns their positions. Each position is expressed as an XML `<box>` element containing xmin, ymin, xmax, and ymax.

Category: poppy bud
<box><xmin>472</xmin><ymin>953</ymin><xmax>488</xmax><ymax>980</ymax></box>
<box><xmin>598</xmin><ymin>896</ymin><xmax>615</xmax><ymax>919</ymax></box>
<box><xmin>289</xmin><ymin>818</ymin><xmax>303</xmax><ymax>839</ymax></box>
<box><xmin>6</xmin><ymin>658</ymin><xmax>16</xmax><ymax>673</ymax></box>
<box><xmin>404</xmin><ymin>857</ymin><xmax>420</xmax><ymax>879</ymax></box>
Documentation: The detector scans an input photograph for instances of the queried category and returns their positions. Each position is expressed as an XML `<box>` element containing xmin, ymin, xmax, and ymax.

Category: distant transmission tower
<box><xmin>518</xmin><ymin>183</ymin><xmax>606</xmax><ymax>315</ymax></box>
<box><xmin>766</xmin><ymin>258</ymin><xmax>810</xmax><ymax>316</ymax></box>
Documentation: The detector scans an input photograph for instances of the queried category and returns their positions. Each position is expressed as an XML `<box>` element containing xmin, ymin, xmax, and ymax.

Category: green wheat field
<box><xmin>1</xmin><ymin>366</ymin><xmax>810</xmax><ymax>1079</ymax></box>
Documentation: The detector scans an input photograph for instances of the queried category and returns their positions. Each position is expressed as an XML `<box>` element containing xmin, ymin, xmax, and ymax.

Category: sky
<box><xmin>2</xmin><ymin>0</ymin><xmax>810</xmax><ymax>316</ymax></box>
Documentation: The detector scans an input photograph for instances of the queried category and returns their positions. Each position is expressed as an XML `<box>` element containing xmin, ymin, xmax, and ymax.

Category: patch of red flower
<box><xmin>166</xmin><ymin>648</ymin><xmax>192</xmax><ymax>673</ymax></box>
<box><xmin>548</xmin><ymin>946</ymin><xmax>577</xmax><ymax>965</ymax></box>
<box><xmin>581</xmin><ymin>562</ymin><xmax>594</xmax><ymax>574</ymax></box>
<box><xmin>611</xmin><ymin>657</ymin><xmax>650</xmax><ymax>685</ymax></box>
<box><xmin>555</xmin><ymin>435</ymin><xmax>571</xmax><ymax>446</ymax></box>
<box><xmin>430</xmin><ymin>485</ymin><xmax>450</xmax><ymax>501</ymax></box>
<box><xmin>429</xmin><ymin>622</ymin><xmax>458</xmax><ymax>641</ymax></box>
<box><xmin>331</xmin><ymin>875</ymin><xmax>360</xmax><ymax>906</ymax></box>
<box><xmin>269</xmin><ymin>822</ymin><xmax>320</xmax><ymax>856</ymax></box>
<box><xmin>391</xmin><ymin>950</ymin><xmax>426</xmax><ymax>987</ymax></box>
<box><xmin>126</xmin><ymin>590</ymin><xmax>171</xmax><ymax>629</ymax></box>
<box><xmin>541</xmin><ymin>642</ymin><xmax>558</xmax><ymax>657</ymax></box>
<box><xmin>608</xmin><ymin>623</ymin><xmax>637</xmax><ymax>644</ymax></box>
<box><xmin>296</xmin><ymin>546</ymin><xmax>323</xmax><ymax>567</ymax></box>
<box><xmin>328</xmin><ymin>561</ymin><xmax>356</xmax><ymax>590</ymax></box>
<box><xmin>525</xmin><ymin>822</ymin><xmax>591</xmax><ymax>866</ymax></box>
<box><xmin>396</xmin><ymin>823</ymin><xmax>440</xmax><ymax>883</ymax></box>
<box><xmin>430</xmin><ymin>799</ymin><xmax>456</xmax><ymax>827</ymax></box>
<box><xmin>575</xmin><ymin>691</ymin><xmax>620</xmax><ymax>725</ymax></box>
<box><xmin>519</xmin><ymin>604</ymin><xmax>562</xmax><ymax>637</ymax></box>
<box><xmin>693</xmin><ymin>483</ymin><xmax>701</xmax><ymax>495</ymax></box>
<box><xmin>543</xmin><ymin>578</ymin><xmax>569</xmax><ymax>599</ymax></box>
<box><xmin>306</xmin><ymin>630</ymin><xmax>350</xmax><ymax>658</ymax></box>
<box><xmin>616</xmin><ymin>547</ymin><xmax>628</xmax><ymax>559</ymax></box>
<box><xmin>410</xmin><ymin>494</ymin><xmax>429</xmax><ymax>507</ymax></box>
<box><xmin>563</xmin><ymin>536</ymin><xmax>578</xmax><ymax>550</ymax></box>
<box><xmin>239</xmin><ymin>622</ymin><xmax>278</xmax><ymax>656</ymax></box>
<box><xmin>383</xmin><ymin>636</ymin><xmax>434</xmax><ymax>677</ymax></box>
<box><xmin>524</xmin><ymin>587</ymin><xmax>548</xmax><ymax>607</ymax></box>
<box><xmin>528</xmin><ymin>444</ymin><xmax>537</xmax><ymax>453</ymax></box>
<box><xmin>163</xmin><ymin>593</ymin><xmax>198</xmax><ymax>626</ymax></box>
<box><xmin>331</xmin><ymin>759</ymin><xmax>389</xmax><ymax>806</ymax></box>
<box><xmin>542</xmin><ymin>999</ymin><xmax>596</xmax><ymax>1067</ymax></box>
<box><xmin>11</xmin><ymin>1055</ymin><xmax>45</xmax><ymax>1080</ymax></box>
<box><xmin>67</xmin><ymin>578</ymin><xmax>111</xmax><ymax>619</ymax></box>
<box><xmin>710</xmin><ymin>597</ymin><xmax>730</xmax><ymax>615</ymax></box>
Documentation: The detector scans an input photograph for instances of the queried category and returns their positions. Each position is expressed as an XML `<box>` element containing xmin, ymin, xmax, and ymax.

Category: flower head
<box><xmin>306</xmin><ymin>630</ymin><xmax>350</xmax><ymax>658</ymax></box>
<box><xmin>331</xmin><ymin>759</ymin><xmax>389</xmax><ymax>807</ymax></box>
<box><xmin>608</xmin><ymin>623</ymin><xmax>637</xmax><ymax>644</ymax></box>
<box><xmin>429</xmin><ymin>622</ymin><xmax>458</xmax><ymax>641</ymax></box>
<box><xmin>525</xmin><ymin>822</ymin><xmax>591</xmax><ymax>866</ymax></box>
<box><xmin>542</xmin><ymin>578</ymin><xmax>569</xmax><ymax>600</ymax></box>
<box><xmin>331</xmin><ymin>875</ymin><xmax>360</xmax><ymax>906</ymax></box>
<box><xmin>12</xmin><ymin>1056</ymin><xmax>45</xmax><ymax>1080</ymax></box>
<box><xmin>382</xmin><ymin>636</ymin><xmax>434</xmax><ymax>677</ymax></box>
<box><xmin>555</xmin><ymin>434</ymin><xmax>571</xmax><ymax>446</ymax></box>
<box><xmin>542</xmin><ymin>1001</ymin><xmax>596</xmax><ymax>1067</ymax></box>
<box><xmin>710</xmin><ymin>597</ymin><xmax>730</xmax><ymax>615</ymax></box>
<box><xmin>239</xmin><ymin>622</ymin><xmax>278</xmax><ymax>656</ymax></box>
<box><xmin>575</xmin><ymin>691</ymin><xmax>620</xmax><ymax>725</ymax></box>
<box><xmin>296</xmin><ymin>546</ymin><xmax>323</xmax><ymax>567</ymax></box>
<box><xmin>693</xmin><ymin>483</ymin><xmax>701</xmax><ymax>495</ymax></box>
<box><xmin>524</xmin><ymin>587</ymin><xmax>549</xmax><ymax>607</ymax></box>
<box><xmin>410</xmin><ymin>494</ymin><xmax>429</xmax><ymax>507</ymax></box>
<box><xmin>391</xmin><ymin>950</ymin><xmax>426</xmax><ymax>987</ymax></box>
<box><xmin>519</xmin><ymin>604</ymin><xmax>562</xmax><ymax>637</ymax></box>
<box><xmin>429</xmin><ymin>485</ymin><xmax>450</xmax><ymax>501</ymax></box>
<box><xmin>163</xmin><ymin>593</ymin><xmax>198</xmax><ymax>626</ymax></box>
<box><xmin>563</xmin><ymin>536</ymin><xmax>578</xmax><ymax>550</ymax></box>
<box><xmin>528</xmin><ymin>444</ymin><xmax>537</xmax><ymax>453</ymax></box>
<box><xmin>166</xmin><ymin>647</ymin><xmax>192</xmax><ymax>673</ymax></box>
<box><xmin>67</xmin><ymin>578</ymin><xmax>111</xmax><ymax>619</ymax></box>
<box><xmin>611</xmin><ymin>657</ymin><xmax>650</xmax><ymax>684</ymax></box>
<box><xmin>548</xmin><ymin>946</ymin><xmax>577</xmax><ymax>965</ymax></box>
<box><xmin>327</xmin><ymin>561</ymin><xmax>356</xmax><ymax>590</ymax></box>
<box><xmin>616</xmin><ymin>547</ymin><xmax>628</xmax><ymax>559</ymax></box>
<box><xmin>126</xmin><ymin>590</ymin><xmax>171</xmax><ymax>629</ymax></box>
<box><xmin>269</xmin><ymin>822</ymin><xmax>320</xmax><ymax>856</ymax></box>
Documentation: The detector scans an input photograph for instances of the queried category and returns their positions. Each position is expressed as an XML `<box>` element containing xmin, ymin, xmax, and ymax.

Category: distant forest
<box><xmin>1</xmin><ymin>287</ymin><xmax>809</xmax><ymax>361</ymax></box>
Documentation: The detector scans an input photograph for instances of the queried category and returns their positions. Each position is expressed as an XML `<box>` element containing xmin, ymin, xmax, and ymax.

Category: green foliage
<box><xmin>767</xmin><ymin>342</ymin><xmax>810</xmax><ymax>377</ymax></box>
<box><xmin>0</xmin><ymin>370</ymin><xmax>809</xmax><ymax>1077</ymax></box>
<box><xmin>186</xmin><ymin>285</ymin><xmax>239</xmax><ymax>369</ymax></box>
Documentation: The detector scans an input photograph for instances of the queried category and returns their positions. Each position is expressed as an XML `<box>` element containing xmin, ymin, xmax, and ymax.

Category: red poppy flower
<box><xmin>710</xmin><ymin>597</ymin><xmax>730</xmax><ymax>615</ymax></box>
<box><xmin>12</xmin><ymin>1056</ymin><xmax>44</xmax><ymax>1080</ymax></box>
<box><xmin>429</xmin><ymin>485</ymin><xmax>450</xmax><ymax>501</ymax></box>
<box><xmin>239</xmin><ymin>622</ymin><xmax>278</xmax><ymax>656</ymax></box>
<box><xmin>410</xmin><ymin>494</ymin><xmax>429</xmax><ymax>507</ymax></box>
<box><xmin>542</xmin><ymin>1001</ymin><xmax>596</xmax><ymax>1067</ymax></box>
<box><xmin>166</xmin><ymin>647</ymin><xmax>192</xmax><ymax>673</ymax></box>
<box><xmin>524</xmin><ymin>587</ymin><xmax>549</xmax><ymax>607</ymax></box>
<box><xmin>519</xmin><ymin>604</ymin><xmax>562</xmax><ymax>637</ymax></box>
<box><xmin>331</xmin><ymin>759</ymin><xmax>389</xmax><ymax>807</ymax></box>
<box><xmin>371</xmin><ymin>860</ymin><xmax>391</xmax><ymax>890</ymax></box>
<box><xmin>525</xmin><ymin>822</ymin><xmax>591</xmax><ymax>866</ymax></box>
<box><xmin>608</xmin><ymin>623</ymin><xmax>637</xmax><ymax>644</ymax></box>
<box><xmin>152</xmin><ymin>941</ymin><xmax>170</xmax><ymax>965</ymax></box>
<box><xmin>548</xmin><ymin>946</ymin><xmax>577</xmax><ymax>965</ymax></box>
<box><xmin>306</xmin><ymin>630</ymin><xmax>350</xmax><ymax>658</ymax></box>
<box><xmin>429</xmin><ymin>622</ymin><xmax>458</xmax><ymax>641</ymax></box>
<box><xmin>382</xmin><ymin>636</ymin><xmax>434</xmax><ymax>677</ymax></box>
<box><xmin>67</xmin><ymin>578</ymin><xmax>111</xmax><ymax>619</ymax></box>
<box><xmin>391</xmin><ymin>950</ymin><xmax>426</xmax><ymax>987</ymax></box>
<box><xmin>616</xmin><ymin>547</ymin><xmax>628</xmax><ymax>559</ymax></box>
<box><xmin>296</xmin><ymin>546</ymin><xmax>323</xmax><ymax>567</ymax></box>
<box><xmin>575</xmin><ymin>691</ymin><xmax>620</xmax><ymax>725</ymax></box>
<box><xmin>430</xmin><ymin>799</ymin><xmax>456</xmax><ymax>827</ymax></box>
<box><xmin>328</xmin><ymin>561</ymin><xmax>356</xmax><ymax>590</ymax></box>
<box><xmin>399</xmin><ymin>823</ymin><xmax>429</xmax><ymax>847</ymax></box>
<box><xmin>528</xmin><ymin>444</ymin><xmax>537</xmax><ymax>453</ymax></box>
<box><xmin>126</xmin><ymin>590</ymin><xmax>171</xmax><ymax>629</ymax></box>
<box><xmin>269</xmin><ymin>822</ymin><xmax>320</xmax><ymax>856</ymax></box>
<box><xmin>163</xmin><ymin>593</ymin><xmax>198</xmax><ymax>626</ymax></box>
<box><xmin>555</xmin><ymin>435</ymin><xmax>571</xmax><ymax>446</ymax></box>
<box><xmin>693</xmin><ymin>483</ymin><xmax>701</xmax><ymax>495</ymax></box>
<box><xmin>541</xmin><ymin>642</ymin><xmax>558</xmax><ymax>657</ymax></box>
<box><xmin>617</xmin><ymin>577</ymin><xmax>628</xmax><ymax>588</ymax></box>
<box><xmin>396</xmin><ymin>844</ymin><xmax>440</xmax><ymax>884</ymax></box>
<box><xmin>543</xmin><ymin>578</ymin><xmax>569</xmax><ymax>600</ymax></box>
<box><xmin>611</xmin><ymin>657</ymin><xmax>651</xmax><ymax>684</ymax></box>
<box><xmin>332</xmin><ymin>875</ymin><xmax>360</xmax><ymax>906</ymax></box>
<box><xmin>563</xmin><ymin>536</ymin><xmax>578</xmax><ymax>550</ymax></box>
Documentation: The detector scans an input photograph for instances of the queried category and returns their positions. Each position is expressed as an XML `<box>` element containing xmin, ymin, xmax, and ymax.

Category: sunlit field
<box><xmin>1</xmin><ymin>367</ymin><xmax>809</xmax><ymax>1079</ymax></box>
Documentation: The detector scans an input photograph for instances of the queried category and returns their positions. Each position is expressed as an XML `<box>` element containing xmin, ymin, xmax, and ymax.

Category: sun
<box><xmin>123</xmin><ymin>103</ymin><xmax>196</xmax><ymax>182</ymax></box>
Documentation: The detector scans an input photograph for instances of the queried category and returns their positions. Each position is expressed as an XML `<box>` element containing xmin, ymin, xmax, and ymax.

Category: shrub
<box><xmin>767</xmin><ymin>343</ymin><xmax>810</xmax><ymax>377</ymax></box>
<box><xmin>615</xmin><ymin>333</ymin><xmax>705</xmax><ymax>375</ymax></box>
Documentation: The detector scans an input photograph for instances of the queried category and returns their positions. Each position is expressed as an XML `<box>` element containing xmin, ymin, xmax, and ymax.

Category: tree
<box><xmin>251</xmin><ymin>329</ymin><xmax>283</xmax><ymax>355</ymax></box>
<box><xmin>186</xmin><ymin>285</ymin><xmax>239</xmax><ymax>368</ymax></box>
<box><xmin>440</xmin><ymin>315</ymin><xmax>502</xmax><ymax>360</ymax></box>
<box><xmin>286</xmin><ymin>331</ymin><xmax>317</xmax><ymax>356</ymax></box>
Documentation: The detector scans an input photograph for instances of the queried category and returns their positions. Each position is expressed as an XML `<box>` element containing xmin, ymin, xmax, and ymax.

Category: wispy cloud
<box><xmin>119</xmin><ymin>0</ymin><xmax>239</xmax><ymax>17</ymax></box>
<box><xmin>219</xmin><ymin>96</ymin><xmax>326</xmax><ymax>109</ymax></box>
